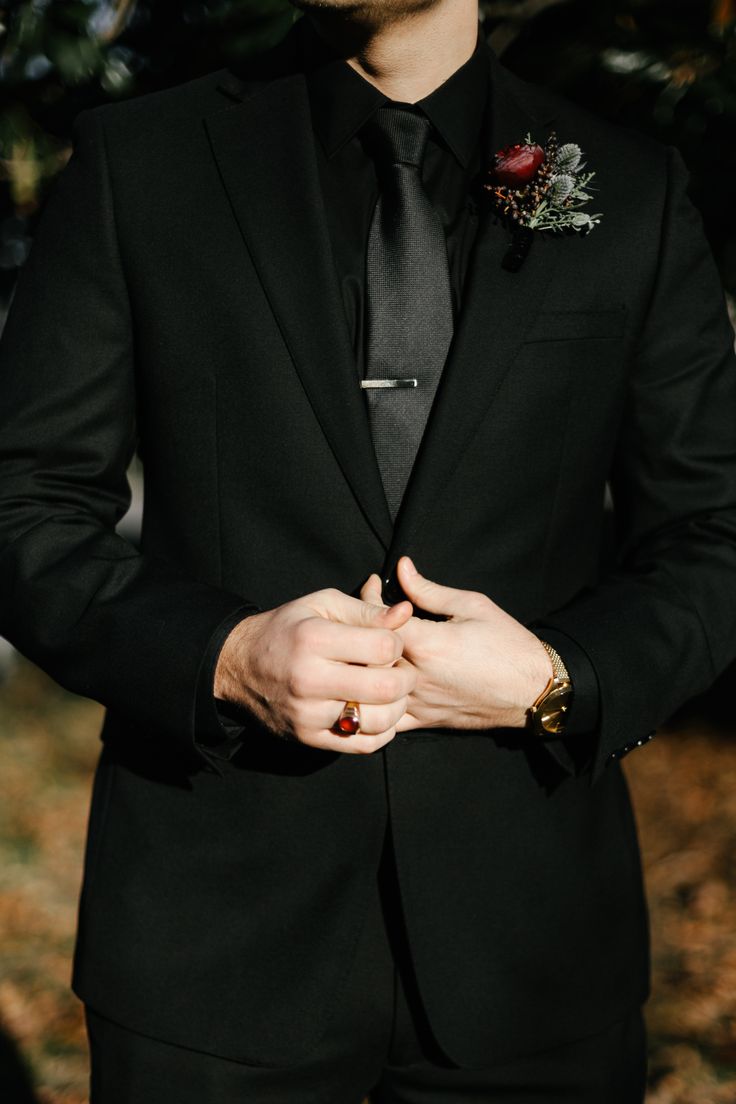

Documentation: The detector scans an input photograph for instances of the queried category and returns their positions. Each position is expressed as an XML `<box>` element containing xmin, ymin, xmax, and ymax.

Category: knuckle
<box><xmin>287</xmin><ymin>667</ymin><xmax>314</xmax><ymax>699</ymax></box>
<box><xmin>376</xmin><ymin>631</ymin><xmax>398</xmax><ymax>665</ymax></box>
<box><xmin>373</xmin><ymin>674</ymin><xmax>398</xmax><ymax>702</ymax></box>
<box><xmin>293</xmin><ymin>618</ymin><xmax>318</xmax><ymax>651</ymax></box>
<box><xmin>308</xmin><ymin>587</ymin><xmax>338</xmax><ymax>610</ymax></box>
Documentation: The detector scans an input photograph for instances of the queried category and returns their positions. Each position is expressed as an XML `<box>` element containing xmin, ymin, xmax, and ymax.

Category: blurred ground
<box><xmin>0</xmin><ymin>659</ymin><xmax>735</xmax><ymax>1103</ymax></box>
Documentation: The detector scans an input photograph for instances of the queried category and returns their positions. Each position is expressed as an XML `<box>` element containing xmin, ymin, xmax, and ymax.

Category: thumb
<box><xmin>396</xmin><ymin>556</ymin><xmax>478</xmax><ymax>619</ymax></box>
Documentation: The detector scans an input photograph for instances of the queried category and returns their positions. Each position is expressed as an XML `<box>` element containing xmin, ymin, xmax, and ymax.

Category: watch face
<box><xmin>536</xmin><ymin>682</ymin><xmax>573</xmax><ymax>735</ymax></box>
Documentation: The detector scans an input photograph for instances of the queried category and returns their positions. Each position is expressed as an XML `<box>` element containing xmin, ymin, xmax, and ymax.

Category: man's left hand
<box><xmin>360</xmin><ymin>556</ymin><xmax>553</xmax><ymax>732</ymax></box>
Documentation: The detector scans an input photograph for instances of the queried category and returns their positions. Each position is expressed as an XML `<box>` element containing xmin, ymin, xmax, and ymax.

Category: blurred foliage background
<box><xmin>0</xmin><ymin>0</ymin><xmax>735</xmax><ymax>301</ymax></box>
<box><xmin>1</xmin><ymin>1</ymin><xmax>736</xmax><ymax>1102</ymax></box>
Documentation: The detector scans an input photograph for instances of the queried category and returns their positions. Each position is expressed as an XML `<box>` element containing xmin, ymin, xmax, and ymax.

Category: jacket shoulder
<box><xmin>496</xmin><ymin>59</ymin><xmax>670</xmax><ymax>180</ymax></box>
<box><xmin>73</xmin><ymin>68</ymin><xmax>235</xmax><ymax>141</ymax></box>
<box><xmin>74</xmin><ymin>20</ymin><xmax>300</xmax><ymax>141</ymax></box>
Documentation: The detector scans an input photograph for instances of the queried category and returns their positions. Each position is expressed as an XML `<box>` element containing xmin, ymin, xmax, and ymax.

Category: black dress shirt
<box><xmin>196</xmin><ymin>16</ymin><xmax>600</xmax><ymax>757</ymax></box>
<box><xmin>301</xmin><ymin>14</ymin><xmax>489</xmax><ymax>372</ymax></box>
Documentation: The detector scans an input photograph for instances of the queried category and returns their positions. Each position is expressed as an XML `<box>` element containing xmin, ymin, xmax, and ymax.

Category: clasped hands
<box><xmin>215</xmin><ymin>556</ymin><xmax>553</xmax><ymax>755</ymax></box>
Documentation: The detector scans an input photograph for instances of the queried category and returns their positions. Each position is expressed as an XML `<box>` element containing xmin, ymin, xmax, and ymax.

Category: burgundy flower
<box><xmin>493</xmin><ymin>143</ymin><xmax>545</xmax><ymax>188</ymax></box>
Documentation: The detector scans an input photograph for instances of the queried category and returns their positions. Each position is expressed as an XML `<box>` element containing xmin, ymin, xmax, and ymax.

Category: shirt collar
<box><xmin>301</xmin><ymin>16</ymin><xmax>489</xmax><ymax>168</ymax></box>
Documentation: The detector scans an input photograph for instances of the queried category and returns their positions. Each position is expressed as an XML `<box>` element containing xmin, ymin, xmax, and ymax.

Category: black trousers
<box><xmin>86</xmin><ymin>826</ymin><xmax>648</xmax><ymax>1104</ymax></box>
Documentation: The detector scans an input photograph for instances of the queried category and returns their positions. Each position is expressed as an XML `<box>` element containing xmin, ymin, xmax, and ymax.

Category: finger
<box><xmin>360</xmin><ymin>573</ymin><xmax>386</xmax><ymax>606</ymax></box>
<box><xmin>308</xmin><ymin>587</ymin><xmax>411</xmax><ymax>630</ymax></box>
<box><xmin>316</xmin><ymin>726</ymin><xmax>398</xmax><ymax>755</ymax></box>
<box><xmin>322</xmin><ymin>662</ymin><xmax>416</xmax><ymax>706</ymax></box>
<box><xmin>395</xmin><ymin>556</ymin><xmax>482</xmax><ymax>619</ymax></box>
<box><xmin>306</xmin><ymin>621</ymin><xmax>404</xmax><ymax>666</ymax></box>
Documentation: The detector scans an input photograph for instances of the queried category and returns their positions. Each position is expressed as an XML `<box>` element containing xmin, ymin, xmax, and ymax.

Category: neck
<box><xmin>305</xmin><ymin>0</ymin><xmax>479</xmax><ymax>103</ymax></box>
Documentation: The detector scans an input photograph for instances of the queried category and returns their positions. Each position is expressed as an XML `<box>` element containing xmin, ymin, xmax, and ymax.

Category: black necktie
<box><xmin>362</xmin><ymin>105</ymin><xmax>455</xmax><ymax>522</ymax></box>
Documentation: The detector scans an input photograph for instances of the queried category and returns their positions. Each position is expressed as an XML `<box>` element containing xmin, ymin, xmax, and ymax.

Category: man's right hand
<box><xmin>214</xmin><ymin>589</ymin><xmax>415</xmax><ymax>754</ymax></box>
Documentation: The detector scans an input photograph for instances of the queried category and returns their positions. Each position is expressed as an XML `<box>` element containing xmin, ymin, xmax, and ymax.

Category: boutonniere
<box><xmin>483</xmin><ymin>133</ymin><xmax>603</xmax><ymax>272</ymax></box>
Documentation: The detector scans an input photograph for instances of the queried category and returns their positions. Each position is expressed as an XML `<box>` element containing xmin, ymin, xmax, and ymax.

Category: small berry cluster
<box><xmin>484</xmin><ymin>133</ymin><xmax>561</xmax><ymax>226</ymax></box>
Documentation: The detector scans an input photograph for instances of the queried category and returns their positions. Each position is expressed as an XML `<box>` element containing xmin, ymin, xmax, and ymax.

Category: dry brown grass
<box><xmin>0</xmin><ymin>661</ymin><xmax>98</xmax><ymax>1104</ymax></box>
<box><xmin>1</xmin><ymin>659</ymin><xmax>735</xmax><ymax>1102</ymax></box>
<box><xmin>627</xmin><ymin>711</ymin><xmax>736</xmax><ymax>1102</ymax></box>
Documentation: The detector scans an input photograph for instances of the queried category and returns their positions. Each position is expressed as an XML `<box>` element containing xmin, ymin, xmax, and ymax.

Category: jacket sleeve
<box><xmin>533</xmin><ymin>144</ymin><xmax>736</xmax><ymax>787</ymax></box>
<box><xmin>0</xmin><ymin>107</ymin><xmax>258</xmax><ymax>765</ymax></box>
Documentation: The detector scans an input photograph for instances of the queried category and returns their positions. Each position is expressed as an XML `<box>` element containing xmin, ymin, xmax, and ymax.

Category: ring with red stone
<box><xmin>336</xmin><ymin>701</ymin><xmax>361</xmax><ymax>736</ymax></box>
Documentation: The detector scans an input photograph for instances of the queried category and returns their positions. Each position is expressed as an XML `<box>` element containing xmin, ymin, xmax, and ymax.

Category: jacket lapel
<box><xmin>204</xmin><ymin>57</ymin><xmax>394</xmax><ymax>550</ymax></box>
<box><xmin>382</xmin><ymin>49</ymin><xmax>561</xmax><ymax>589</ymax></box>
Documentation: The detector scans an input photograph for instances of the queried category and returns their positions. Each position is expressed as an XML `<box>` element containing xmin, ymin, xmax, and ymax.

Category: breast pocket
<box><xmin>523</xmin><ymin>307</ymin><xmax>628</xmax><ymax>344</ymax></box>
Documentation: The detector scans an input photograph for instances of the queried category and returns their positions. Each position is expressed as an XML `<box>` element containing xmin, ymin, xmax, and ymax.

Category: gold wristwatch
<box><xmin>526</xmin><ymin>641</ymin><xmax>573</xmax><ymax>738</ymax></box>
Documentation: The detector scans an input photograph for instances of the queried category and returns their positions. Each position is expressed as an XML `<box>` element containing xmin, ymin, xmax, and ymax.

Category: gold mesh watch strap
<box><xmin>540</xmin><ymin>640</ymin><xmax>569</xmax><ymax>682</ymax></box>
<box><xmin>528</xmin><ymin>641</ymin><xmax>574</xmax><ymax>737</ymax></box>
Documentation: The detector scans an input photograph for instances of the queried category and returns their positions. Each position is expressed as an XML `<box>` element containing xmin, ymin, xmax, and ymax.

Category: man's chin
<box><xmin>289</xmin><ymin>0</ymin><xmax>441</xmax><ymax>22</ymax></box>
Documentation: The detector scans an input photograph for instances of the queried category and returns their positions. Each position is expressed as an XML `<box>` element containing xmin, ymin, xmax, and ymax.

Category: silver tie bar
<box><xmin>360</xmin><ymin>378</ymin><xmax>418</xmax><ymax>389</ymax></box>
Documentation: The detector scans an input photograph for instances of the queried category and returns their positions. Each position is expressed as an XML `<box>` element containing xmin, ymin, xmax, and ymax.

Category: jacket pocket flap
<box><xmin>524</xmin><ymin>308</ymin><xmax>628</xmax><ymax>343</ymax></box>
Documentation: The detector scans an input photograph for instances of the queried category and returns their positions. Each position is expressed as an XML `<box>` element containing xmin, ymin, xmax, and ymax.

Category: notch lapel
<box><xmin>204</xmin><ymin>69</ymin><xmax>394</xmax><ymax>550</ymax></box>
<box><xmin>382</xmin><ymin>49</ymin><xmax>562</xmax><ymax>590</ymax></box>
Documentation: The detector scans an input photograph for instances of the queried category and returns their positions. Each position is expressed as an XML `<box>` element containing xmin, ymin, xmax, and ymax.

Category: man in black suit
<box><xmin>1</xmin><ymin>0</ymin><xmax>735</xmax><ymax>1098</ymax></box>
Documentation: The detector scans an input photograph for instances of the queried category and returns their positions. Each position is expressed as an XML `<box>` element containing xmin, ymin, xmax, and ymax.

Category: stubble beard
<box><xmin>289</xmin><ymin>0</ymin><xmax>445</xmax><ymax>32</ymax></box>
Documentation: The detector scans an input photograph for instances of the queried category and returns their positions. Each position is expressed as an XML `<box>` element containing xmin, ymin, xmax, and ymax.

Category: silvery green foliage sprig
<box><xmin>526</xmin><ymin>139</ymin><xmax>602</xmax><ymax>233</ymax></box>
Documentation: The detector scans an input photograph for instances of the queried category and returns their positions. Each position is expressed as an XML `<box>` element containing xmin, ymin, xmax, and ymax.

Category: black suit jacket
<box><xmin>1</xmin><ymin>19</ymin><xmax>735</xmax><ymax>1068</ymax></box>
